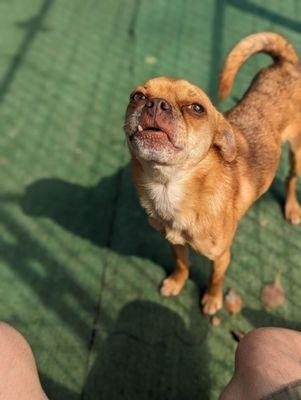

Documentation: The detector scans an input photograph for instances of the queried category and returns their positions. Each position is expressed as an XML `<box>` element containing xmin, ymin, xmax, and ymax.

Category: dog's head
<box><xmin>124</xmin><ymin>77</ymin><xmax>236</xmax><ymax>166</ymax></box>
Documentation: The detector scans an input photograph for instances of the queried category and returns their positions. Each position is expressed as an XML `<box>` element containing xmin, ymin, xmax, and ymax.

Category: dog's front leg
<box><xmin>201</xmin><ymin>248</ymin><xmax>231</xmax><ymax>315</ymax></box>
<box><xmin>160</xmin><ymin>244</ymin><xmax>190</xmax><ymax>297</ymax></box>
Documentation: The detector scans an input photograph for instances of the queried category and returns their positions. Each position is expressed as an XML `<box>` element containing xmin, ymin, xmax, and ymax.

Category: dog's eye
<box><xmin>187</xmin><ymin>103</ymin><xmax>204</xmax><ymax>114</ymax></box>
<box><xmin>132</xmin><ymin>92</ymin><xmax>147</xmax><ymax>101</ymax></box>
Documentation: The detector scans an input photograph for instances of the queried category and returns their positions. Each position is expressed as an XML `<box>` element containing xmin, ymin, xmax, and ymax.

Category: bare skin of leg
<box><xmin>0</xmin><ymin>322</ymin><xmax>48</xmax><ymax>400</ymax></box>
<box><xmin>285</xmin><ymin>146</ymin><xmax>301</xmax><ymax>225</ymax></box>
<box><xmin>160</xmin><ymin>244</ymin><xmax>190</xmax><ymax>297</ymax></box>
<box><xmin>220</xmin><ymin>328</ymin><xmax>301</xmax><ymax>400</ymax></box>
<box><xmin>201</xmin><ymin>248</ymin><xmax>231</xmax><ymax>315</ymax></box>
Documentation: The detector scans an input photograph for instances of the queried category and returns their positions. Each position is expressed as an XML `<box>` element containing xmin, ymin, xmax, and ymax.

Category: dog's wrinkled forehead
<box><xmin>140</xmin><ymin>77</ymin><xmax>212</xmax><ymax>107</ymax></box>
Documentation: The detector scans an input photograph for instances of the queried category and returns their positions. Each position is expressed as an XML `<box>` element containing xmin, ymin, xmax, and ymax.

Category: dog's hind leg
<box><xmin>285</xmin><ymin>136</ymin><xmax>301</xmax><ymax>225</ymax></box>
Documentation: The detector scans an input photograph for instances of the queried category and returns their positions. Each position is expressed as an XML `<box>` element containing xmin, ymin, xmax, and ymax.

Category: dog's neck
<box><xmin>134</xmin><ymin>151</ymin><xmax>223</xmax><ymax>222</ymax></box>
<box><xmin>141</xmin><ymin>162</ymin><xmax>184</xmax><ymax>185</ymax></box>
<box><xmin>137</xmin><ymin>150</ymin><xmax>218</xmax><ymax>185</ymax></box>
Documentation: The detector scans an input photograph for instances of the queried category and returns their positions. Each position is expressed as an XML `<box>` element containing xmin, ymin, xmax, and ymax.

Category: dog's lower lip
<box><xmin>135</xmin><ymin>127</ymin><xmax>170</xmax><ymax>142</ymax></box>
<box><xmin>130</xmin><ymin>127</ymin><xmax>166</xmax><ymax>139</ymax></box>
<box><xmin>130</xmin><ymin>128</ymin><xmax>183</xmax><ymax>150</ymax></box>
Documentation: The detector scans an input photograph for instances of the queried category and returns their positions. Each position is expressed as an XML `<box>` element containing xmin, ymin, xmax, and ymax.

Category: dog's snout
<box><xmin>145</xmin><ymin>98</ymin><xmax>171</xmax><ymax>113</ymax></box>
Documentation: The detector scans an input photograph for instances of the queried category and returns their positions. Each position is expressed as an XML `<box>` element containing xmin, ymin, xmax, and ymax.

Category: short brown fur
<box><xmin>124</xmin><ymin>32</ymin><xmax>301</xmax><ymax>315</ymax></box>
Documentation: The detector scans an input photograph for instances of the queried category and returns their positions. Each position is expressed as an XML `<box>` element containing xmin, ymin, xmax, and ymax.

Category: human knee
<box><xmin>0</xmin><ymin>322</ymin><xmax>29</xmax><ymax>346</ymax></box>
<box><xmin>236</xmin><ymin>327</ymin><xmax>301</xmax><ymax>370</ymax></box>
<box><xmin>236</xmin><ymin>328</ymin><xmax>275</xmax><ymax>366</ymax></box>
<box><xmin>0</xmin><ymin>322</ymin><xmax>33</xmax><ymax>365</ymax></box>
<box><xmin>220</xmin><ymin>328</ymin><xmax>301</xmax><ymax>400</ymax></box>
<box><xmin>0</xmin><ymin>322</ymin><xmax>48</xmax><ymax>399</ymax></box>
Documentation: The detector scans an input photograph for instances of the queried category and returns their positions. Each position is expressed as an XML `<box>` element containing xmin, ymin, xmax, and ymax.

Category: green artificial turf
<box><xmin>0</xmin><ymin>0</ymin><xmax>301</xmax><ymax>399</ymax></box>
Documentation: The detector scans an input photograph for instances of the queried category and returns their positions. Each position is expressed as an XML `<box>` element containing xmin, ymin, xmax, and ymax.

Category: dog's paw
<box><xmin>285</xmin><ymin>202</ymin><xmax>301</xmax><ymax>225</ymax></box>
<box><xmin>201</xmin><ymin>291</ymin><xmax>223</xmax><ymax>316</ymax></box>
<box><xmin>160</xmin><ymin>276</ymin><xmax>185</xmax><ymax>297</ymax></box>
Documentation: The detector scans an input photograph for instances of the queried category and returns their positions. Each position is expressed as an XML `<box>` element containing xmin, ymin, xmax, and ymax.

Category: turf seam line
<box><xmin>79</xmin><ymin>167</ymin><xmax>124</xmax><ymax>399</ymax></box>
<box><xmin>0</xmin><ymin>0</ymin><xmax>54</xmax><ymax>104</ymax></box>
<box><xmin>128</xmin><ymin>0</ymin><xmax>141</xmax><ymax>83</ymax></box>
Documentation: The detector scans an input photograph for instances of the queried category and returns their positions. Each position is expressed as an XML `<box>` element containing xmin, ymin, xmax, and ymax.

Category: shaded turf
<box><xmin>0</xmin><ymin>1</ymin><xmax>301</xmax><ymax>399</ymax></box>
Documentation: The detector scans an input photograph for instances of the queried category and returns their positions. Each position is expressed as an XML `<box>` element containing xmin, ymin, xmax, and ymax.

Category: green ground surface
<box><xmin>0</xmin><ymin>0</ymin><xmax>301</xmax><ymax>399</ymax></box>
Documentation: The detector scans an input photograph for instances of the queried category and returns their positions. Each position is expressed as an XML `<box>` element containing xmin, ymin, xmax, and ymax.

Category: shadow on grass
<box><xmin>41</xmin><ymin>374</ymin><xmax>78</xmax><ymax>400</ymax></box>
<box><xmin>269</xmin><ymin>175</ymin><xmax>286</xmax><ymax>212</ymax></box>
<box><xmin>81</xmin><ymin>300</ymin><xmax>210</xmax><ymax>400</ymax></box>
<box><xmin>0</xmin><ymin>204</ymin><xmax>105</xmax><ymax>399</ymax></box>
<box><xmin>227</xmin><ymin>0</ymin><xmax>301</xmax><ymax>33</ymax></box>
<box><xmin>0</xmin><ymin>0</ymin><xmax>54</xmax><ymax>103</ymax></box>
<box><xmin>208</xmin><ymin>0</ymin><xmax>226</xmax><ymax>102</ymax></box>
<box><xmin>243</xmin><ymin>307</ymin><xmax>301</xmax><ymax>331</ymax></box>
<box><xmin>20</xmin><ymin>165</ymin><xmax>210</xmax><ymax>288</ymax></box>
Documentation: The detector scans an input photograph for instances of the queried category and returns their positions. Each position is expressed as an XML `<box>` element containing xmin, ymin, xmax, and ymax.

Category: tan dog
<box><xmin>124</xmin><ymin>32</ymin><xmax>301</xmax><ymax>315</ymax></box>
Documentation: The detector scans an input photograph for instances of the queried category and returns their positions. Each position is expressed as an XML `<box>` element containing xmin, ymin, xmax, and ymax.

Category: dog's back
<box><xmin>219</xmin><ymin>32</ymin><xmax>301</xmax><ymax>200</ymax></box>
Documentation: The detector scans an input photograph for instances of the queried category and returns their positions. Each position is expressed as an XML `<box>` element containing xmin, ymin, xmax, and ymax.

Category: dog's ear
<box><xmin>213</xmin><ymin>113</ymin><xmax>237</xmax><ymax>162</ymax></box>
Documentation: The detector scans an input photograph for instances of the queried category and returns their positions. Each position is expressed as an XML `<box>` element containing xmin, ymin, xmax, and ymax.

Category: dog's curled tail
<box><xmin>218</xmin><ymin>32</ymin><xmax>298</xmax><ymax>101</ymax></box>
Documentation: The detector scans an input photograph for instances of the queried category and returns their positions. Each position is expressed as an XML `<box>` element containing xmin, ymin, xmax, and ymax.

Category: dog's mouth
<box><xmin>129</xmin><ymin>124</ymin><xmax>180</xmax><ymax>149</ymax></box>
<box><xmin>130</xmin><ymin>124</ymin><xmax>168</xmax><ymax>136</ymax></box>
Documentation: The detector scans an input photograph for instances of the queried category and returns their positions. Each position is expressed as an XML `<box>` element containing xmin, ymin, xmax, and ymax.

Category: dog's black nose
<box><xmin>145</xmin><ymin>98</ymin><xmax>171</xmax><ymax>112</ymax></box>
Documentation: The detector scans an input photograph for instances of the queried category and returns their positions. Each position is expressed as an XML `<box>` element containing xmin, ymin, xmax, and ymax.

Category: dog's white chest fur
<box><xmin>142</xmin><ymin>175</ymin><xmax>184</xmax><ymax>221</ymax></box>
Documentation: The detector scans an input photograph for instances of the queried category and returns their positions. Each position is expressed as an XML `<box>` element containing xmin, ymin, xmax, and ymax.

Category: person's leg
<box><xmin>220</xmin><ymin>327</ymin><xmax>301</xmax><ymax>400</ymax></box>
<box><xmin>0</xmin><ymin>322</ymin><xmax>48</xmax><ymax>400</ymax></box>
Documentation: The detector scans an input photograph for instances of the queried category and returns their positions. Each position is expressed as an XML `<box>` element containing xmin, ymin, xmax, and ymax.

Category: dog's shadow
<box><xmin>20</xmin><ymin>165</ymin><xmax>210</xmax><ymax>286</ymax></box>
<box><xmin>21</xmin><ymin>166</ymin><xmax>159</xmax><ymax>254</ymax></box>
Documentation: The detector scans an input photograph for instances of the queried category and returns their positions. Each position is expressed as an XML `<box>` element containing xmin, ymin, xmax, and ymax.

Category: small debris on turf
<box><xmin>210</xmin><ymin>316</ymin><xmax>221</xmax><ymax>327</ymax></box>
<box><xmin>231</xmin><ymin>330</ymin><xmax>246</xmax><ymax>342</ymax></box>
<box><xmin>144</xmin><ymin>56</ymin><xmax>158</xmax><ymax>65</ymax></box>
<box><xmin>259</xmin><ymin>218</ymin><xmax>268</xmax><ymax>227</ymax></box>
<box><xmin>224</xmin><ymin>288</ymin><xmax>243</xmax><ymax>315</ymax></box>
<box><xmin>261</xmin><ymin>273</ymin><xmax>285</xmax><ymax>310</ymax></box>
